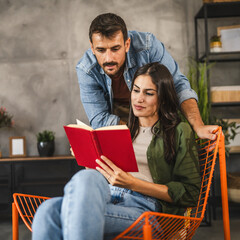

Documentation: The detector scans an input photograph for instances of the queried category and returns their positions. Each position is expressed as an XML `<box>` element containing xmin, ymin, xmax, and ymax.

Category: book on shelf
<box><xmin>64</xmin><ymin>119</ymin><xmax>138</xmax><ymax>172</ymax></box>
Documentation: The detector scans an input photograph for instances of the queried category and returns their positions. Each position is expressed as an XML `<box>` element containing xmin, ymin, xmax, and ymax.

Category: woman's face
<box><xmin>131</xmin><ymin>74</ymin><xmax>159</xmax><ymax>126</ymax></box>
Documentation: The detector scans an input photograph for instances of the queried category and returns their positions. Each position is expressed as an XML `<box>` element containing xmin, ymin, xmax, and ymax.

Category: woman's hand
<box><xmin>70</xmin><ymin>147</ymin><xmax>75</xmax><ymax>157</ymax></box>
<box><xmin>96</xmin><ymin>155</ymin><xmax>135</xmax><ymax>189</ymax></box>
<box><xmin>96</xmin><ymin>156</ymin><xmax>172</xmax><ymax>202</ymax></box>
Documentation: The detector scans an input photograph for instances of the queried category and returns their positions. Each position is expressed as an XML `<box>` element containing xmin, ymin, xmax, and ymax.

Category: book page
<box><xmin>76</xmin><ymin>119</ymin><xmax>90</xmax><ymax>127</ymax></box>
<box><xmin>96</xmin><ymin>125</ymin><xmax>128</xmax><ymax>131</ymax></box>
<box><xmin>75</xmin><ymin>119</ymin><xmax>128</xmax><ymax>131</ymax></box>
<box><xmin>66</xmin><ymin>119</ymin><xmax>93</xmax><ymax>131</ymax></box>
<box><xmin>66</xmin><ymin>124</ymin><xmax>92</xmax><ymax>131</ymax></box>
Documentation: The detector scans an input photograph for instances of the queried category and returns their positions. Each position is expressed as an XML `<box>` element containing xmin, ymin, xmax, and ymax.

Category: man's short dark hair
<box><xmin>89</xmin><ymin>13</ymin><xmax>128</xmax><ymax>43</ymax></box>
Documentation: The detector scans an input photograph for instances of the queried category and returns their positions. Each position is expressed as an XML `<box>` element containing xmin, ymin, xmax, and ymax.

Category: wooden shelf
<box><xmin>230</xmin><ymin>146</ymin><xmax>240</xmax><ymax>154</ymax></box>
<box><xmin>0</xmin><ymin>155</ymin><xmax>75</xmax><ymax>162</ymax></box>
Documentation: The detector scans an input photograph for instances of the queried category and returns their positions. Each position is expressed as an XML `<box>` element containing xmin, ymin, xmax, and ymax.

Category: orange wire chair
<box><xmin>12</xmin><ymin>127</ymin><xmax>230</xmax><ymax>240</ymax></box>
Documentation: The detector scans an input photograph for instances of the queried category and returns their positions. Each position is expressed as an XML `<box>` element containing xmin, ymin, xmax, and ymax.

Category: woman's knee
<box><xmin>63</xmin><ymin>169</ymin><xmax>110</xmax><ymax>202</ymax></box>
<box><xmin>70</xmin><ymin>169</ymin><xmax>107</xmax><ymax>188</ymax></box>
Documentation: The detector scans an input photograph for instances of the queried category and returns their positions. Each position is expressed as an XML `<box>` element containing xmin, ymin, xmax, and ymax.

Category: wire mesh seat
<box><xmin>12</xmin><ymin>127</ymin><xmax>230</xmax><ymax>240</ymax></box>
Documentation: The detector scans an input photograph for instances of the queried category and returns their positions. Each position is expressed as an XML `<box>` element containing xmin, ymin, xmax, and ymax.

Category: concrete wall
<box><xmin>0</xmin><ymin>0</ymin><xmax>218</xmax><ymax>157</ymax></box>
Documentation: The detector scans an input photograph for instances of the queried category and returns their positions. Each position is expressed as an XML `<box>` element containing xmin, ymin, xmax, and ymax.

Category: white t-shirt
<box><xmin>131</xmin><ymin>126</ymin><xmax>154</xmax><ymax>183</ymax></box>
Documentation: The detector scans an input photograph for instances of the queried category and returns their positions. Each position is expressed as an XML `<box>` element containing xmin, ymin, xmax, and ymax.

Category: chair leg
<box><xmin>12</xmin><ymin>202</ymin><xmax>19</xmax><ymax>240</ymax></box>
<box><xmin>218</xmin><ymin>133</ymin><xmax>231</xmax><ymax>240</ymax></box>
<box><xmin>143</xmin><ymin>224</ymin><xmax>152</xmax><ymax>240</ymax></box>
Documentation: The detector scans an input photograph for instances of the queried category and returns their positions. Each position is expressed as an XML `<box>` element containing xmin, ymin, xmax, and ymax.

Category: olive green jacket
<box><xmin>147</xmin><ymin>122</ymin><xmax>201</xmax><ymax>216</ymax></box>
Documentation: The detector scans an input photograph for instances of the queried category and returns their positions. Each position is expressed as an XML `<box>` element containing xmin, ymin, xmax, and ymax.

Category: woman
<box><xmin>32</xmin><ymin>62</ymin><xmax>201</xmax><ymax>240</ymax></box>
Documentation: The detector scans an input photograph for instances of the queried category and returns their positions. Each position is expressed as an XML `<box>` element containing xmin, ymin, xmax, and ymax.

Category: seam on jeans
<box><xmin>105</xmin><ymin>183</ymin><xmax>111</xmax><ymax>203</ymax></box>
<box><xmin>105</xmin><ymin>212</ymin><xmax>140</xmax><ymax>222</ymax></box>
<box><xmin>64</xmin><ymin>179</ymin><xmax>73</xmax><ymax>240</ymax></box>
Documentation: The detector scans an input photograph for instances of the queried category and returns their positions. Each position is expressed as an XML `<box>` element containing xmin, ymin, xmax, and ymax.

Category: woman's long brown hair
<box><xmin>128</xmin><ymin>62</ymin><xmax>181</xmax><ymax>164</ymax></box>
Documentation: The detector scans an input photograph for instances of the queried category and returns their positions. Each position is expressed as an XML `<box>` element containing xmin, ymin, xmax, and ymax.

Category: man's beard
<box><xmin>103</xmin><ymin>62</ymin><xmax>124</xmax><ymax>78</ymax></box>
<box><xmin>103</xmin><ymin>61</ymin><xmax>118</xmax><ymax>76</ymax></box>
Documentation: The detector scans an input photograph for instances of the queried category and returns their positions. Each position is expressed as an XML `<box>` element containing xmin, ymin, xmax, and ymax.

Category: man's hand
<box><xmin>181</xmin><ymin>99</ymin><xmax>218</xmax><ymax>140</ymax></box>
<box><xmin>195</xmin><ymin>125</ymin><xmax>219</xmax><ymax>140</ymax></box>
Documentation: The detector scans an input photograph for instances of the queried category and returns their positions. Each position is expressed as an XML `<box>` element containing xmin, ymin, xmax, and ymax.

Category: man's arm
<box><xmin>76</xmin><ymin>67</ymin><xmax>119</xmax><ymax>129</ymax></box>
<box><xmin>181</xmin><ymin>99</ymin><xmax>218</xmax><ymax>140</ymax></box>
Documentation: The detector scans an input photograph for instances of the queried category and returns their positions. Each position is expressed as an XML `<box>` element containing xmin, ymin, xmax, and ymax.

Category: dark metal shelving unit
<box><xmin>199</xmin><ymin>52</ymin><xmax>240</xmax><ymax>63</ymax></box>
<box><xmin>0</xmin><ymin>156</ymin><xmax>83</xmax><ymax>216</ymax></box>
<box><xmin>211</xmin><ymin>102</ymin><xmax>240</xmax><ymax>107</ymax></box>
<box><xmin>194</xmin><ymin>1</ymin><xmax>240</xmax><ymax>226</ymax></box>
<box><xmin>195</xmin><ymin>2</ymin><xmax>240</xmax><ymax>63</ymax></box>
<box><xmin>195</xmin><ymin>2</ymin><xmax>240</xmax><ymax>19</ymax></box>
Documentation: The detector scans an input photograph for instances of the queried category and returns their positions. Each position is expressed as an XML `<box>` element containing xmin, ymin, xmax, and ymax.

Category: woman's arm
<box><xmin>96</xmin><ymin>156</ymin><xmax>173</xmax><ymax>203</ymax></box>
<box><xmin>164</xmin><ymin>123</ymin><xmax>201</xmax><ymax>207</ymax></box>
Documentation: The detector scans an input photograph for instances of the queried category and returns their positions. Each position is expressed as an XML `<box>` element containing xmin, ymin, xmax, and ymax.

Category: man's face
<box><xmin>90</xmin><ymin>31</ymin><xmax>130</xmax><ymax>77</ymax></box>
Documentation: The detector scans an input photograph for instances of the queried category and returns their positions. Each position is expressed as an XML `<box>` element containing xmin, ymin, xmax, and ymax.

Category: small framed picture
<box><xmin>217</xmin><ymin>25</ymin><xmax>240</xmax><ymax>52</ymax></box>
<box><xmin>9</xmin><ymin>136</ymin><xmax>26</xmax><ymax>158</ymax></box>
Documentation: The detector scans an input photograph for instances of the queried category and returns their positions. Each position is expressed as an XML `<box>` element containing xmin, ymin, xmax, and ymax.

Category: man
<box><xmin>76</xmin><ymin>13</ymin><xmax>217</xmax><ymax>139</ymax></box>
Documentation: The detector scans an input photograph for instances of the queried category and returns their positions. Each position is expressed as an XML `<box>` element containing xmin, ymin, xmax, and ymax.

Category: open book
<box><xmin>64</xmin><ymin>120</ymin><xmax>138</xmax><ymax>172</ymax></box>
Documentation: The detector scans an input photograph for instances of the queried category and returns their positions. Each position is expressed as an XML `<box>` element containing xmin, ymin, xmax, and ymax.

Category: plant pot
<box><xmin>210</xmin><ymin>41</ymin><xmax>222</xmax><ymax>52</ymax></box>
<box><xmin>227</xmin><ymin>172</ymin><xmax>240</xmax><ymax>203</ymax></box>
<box><xmin>37</xmin><ymin>141</ymin><xmax>55</xmax><ymax>157</ymax></box>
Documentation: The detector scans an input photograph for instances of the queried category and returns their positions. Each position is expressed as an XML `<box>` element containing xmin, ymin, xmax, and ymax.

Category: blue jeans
<box><xmin>32</xmin><ymin>169</ymin><xmax>161</xmax><ymax>240</ymax></box>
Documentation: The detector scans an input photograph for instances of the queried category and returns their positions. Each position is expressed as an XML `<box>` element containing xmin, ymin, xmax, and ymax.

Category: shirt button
<box><xmin>127</xmin><ymin>79</ymin><xmax>130</xmax><ymax>82</ymax></box>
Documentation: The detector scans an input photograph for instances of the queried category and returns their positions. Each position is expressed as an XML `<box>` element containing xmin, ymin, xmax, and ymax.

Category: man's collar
<box><xmin>100</xmin><ymin>66</ymin><xmax>105</xmax><ymax>75</ymax></box>
<box><xmin>125</xmin><ymin>49</ymin><xmax>137</xmax><ymax>70</ymax></box>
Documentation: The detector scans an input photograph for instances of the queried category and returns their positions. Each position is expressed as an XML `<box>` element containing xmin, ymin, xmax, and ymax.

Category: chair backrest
<box><xmin>189</xmin><ymin>135</ymin><xmax>220</xmax><ymax>220</ymax></box>
<box><xmin>13</xmin><ymin>193</ymin><xmax>50</xmax><ymax>231</ymax></box>
<box><xmin>114</xmin><ymin>128</ymin><xmax>223</xmax><ymax>240</ymax></box>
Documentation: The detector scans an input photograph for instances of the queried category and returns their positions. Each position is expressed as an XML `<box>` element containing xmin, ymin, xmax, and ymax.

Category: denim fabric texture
<box><xmin>32</xmin><ymin>170</ymin><xmax>161</xmax><ymax>240</ymax></box>
<box><xmin>76</xmin><ymin>31</ymin><xmax>198</xmax><ymax>129</ymax></box>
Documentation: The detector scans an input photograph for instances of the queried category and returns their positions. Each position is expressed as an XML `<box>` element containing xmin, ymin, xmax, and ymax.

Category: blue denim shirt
<box><xmin>76</xmin><ymin>31</ymin><xmax>198</xmax><ymax>129</ymax></box>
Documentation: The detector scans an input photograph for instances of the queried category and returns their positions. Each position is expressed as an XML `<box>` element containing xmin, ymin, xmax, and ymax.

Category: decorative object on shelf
<box><xmin>37</xmin><ymin>130</ymin><xmax>55</xmax><ymax>157</ymax></box>
<box><xmin>0</xmin><ymin>107</ymin><xmax>14</xmax><ymax>158</ymax></box>
<box><xmin>210</xmin><ymin>35</ymin><xmax>222</xmax><ymax>53</ymax></box>
<box><xmin>217</xmin><ymin>25</ymin><xmax>240</xmax><ymax>52</ymax></box>
<box><xmin>227</xmin><ymin>173</ymin><xmax>240</xmax><ymax>203</ymax></box>
<box><xmin>9</xmin><ymin>136</ymin><xmax>26</xmax><ymax>158</ymax></box>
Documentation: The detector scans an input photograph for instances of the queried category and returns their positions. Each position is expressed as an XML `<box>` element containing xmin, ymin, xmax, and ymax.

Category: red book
<box><xmin>64</xmin><ymin>120</ymin><xmax>138</xmax><ymax>172</ymax></box>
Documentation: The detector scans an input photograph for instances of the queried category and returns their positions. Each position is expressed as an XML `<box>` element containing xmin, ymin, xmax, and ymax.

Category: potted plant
<box><xmin>210</xmin><ymin>35</ymin><xmax>222</xmax><ymax>53</ymax></box>
<box><xmin>36</xmin><ymin>130</ymin><xmax>55</xmax><ymax>157</ymax></box>
<box><xmin>187</xmin><ymin>59</ymin><xmax>211</xmax><ymax>125</ymax></box>
<box><xmin>212</xmin><ymin>117</ymin><xmax>240</xmax><ymax>156</ymax></box>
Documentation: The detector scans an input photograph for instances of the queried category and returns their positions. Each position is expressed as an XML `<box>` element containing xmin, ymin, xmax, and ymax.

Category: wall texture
<box><xmin>0</xmin><ymin>0</ymin><xmax>206</xmax><ymax>157</ymax></box>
